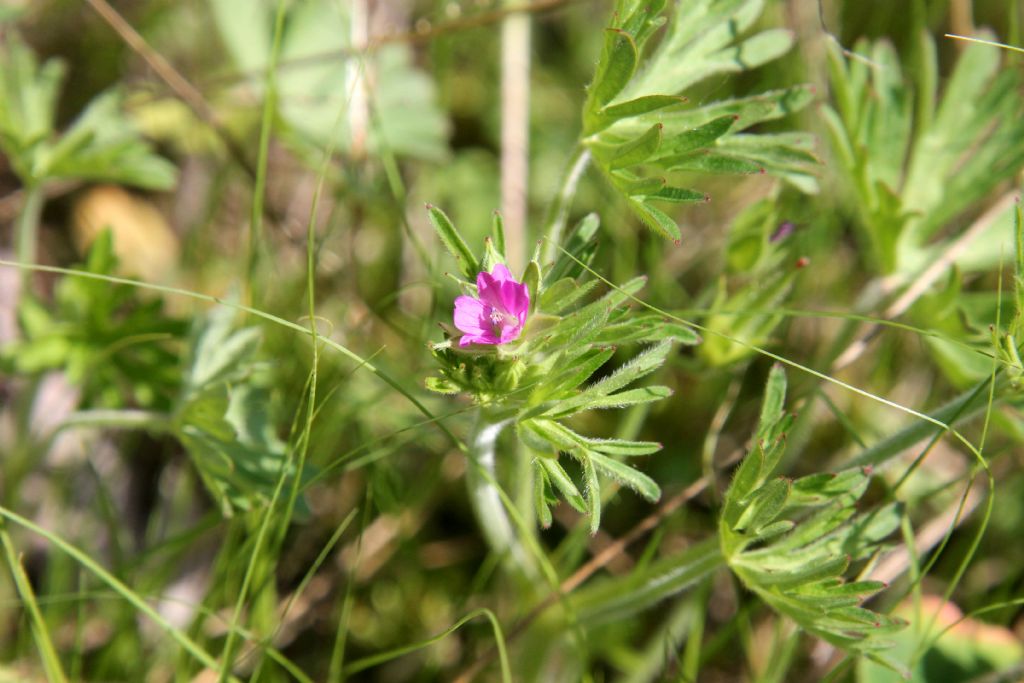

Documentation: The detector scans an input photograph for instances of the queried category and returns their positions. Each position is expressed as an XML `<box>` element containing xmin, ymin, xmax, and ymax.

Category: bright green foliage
<box><xmin>0</xmin><ymin>232</ymin><xmax>185</xmax><ymax>409</ymax></box>
<box><xmin>426</xmin><ymin>210</ymin><xmax>700</xmax><ymax>530</ymax></box>
<box><xmin>823</xmin><ymin>31</ymin><xmax>1024</xmax><ymax>389</ymax></box>
<box><xmin>175</xmin><ymin>307</ymin><xmax>308</xmax><ymax>516</ymax></box>
<box><xmin>209</xmin><ymin>0</ymin><xmax>448</xmax><ymax>160</ymax></box>
<box><xmin>0</xmin><ymin>32</ymin><xmax>176</xmax><ymax>189</ymax></box>
<box><xmin>823</xmin><ymin>32</ymin><xmax>1024</xmax><ymax>276</ymax></box>
<box><xmin>582</xmin><ymin>0</ymin><xmax>818</xmax><ymax>239</ymax></box>
<box><xmin>700</xmin><ymin>198</ymin><xmax>805</xmax><ymax>366</ymax></box>
<box><xmin>721</xmin><ymin>366</ymin><xmax>906</xmax><ymax>670</ymax></box>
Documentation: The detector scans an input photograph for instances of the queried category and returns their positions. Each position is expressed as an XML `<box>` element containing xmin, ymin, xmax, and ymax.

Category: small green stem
<box><xmin>541</xmin><ymin>146</ymin><xmax>591</xmax><ymax>266</ymax></box>
<box><xmin>15</xmin><ymin>183</ymin><xmax>45</xmax><ymax>292</ymax></box>
<box><xmin>465</xmin><ymin>409</ymin><xmax>535</xmax><ymax>577</ymax></box>
<box><xmin>1</xmin><ymin>521</ymin><xmax>68</xmax><ymax>683</ymax></box>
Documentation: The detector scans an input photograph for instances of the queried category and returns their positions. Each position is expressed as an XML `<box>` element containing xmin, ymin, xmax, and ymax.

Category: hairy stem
<box><xmin>466</xmin><ymin>409</ymin><xmax>535</xmax><ymax>577</ymax></box>
<box><xmin>541</xmin><ymin>147</ymin><xmax>591</xmax><ymax>266</ymax></box>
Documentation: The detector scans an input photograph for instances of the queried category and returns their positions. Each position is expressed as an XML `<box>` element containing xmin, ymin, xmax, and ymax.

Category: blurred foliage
<box><xmin>0</xmin><ymin>31</ymin><xmax>176</xmax><ymax>189</ymax></box>
<box><xmin>1</xmin><ymin>231</ymin><xmax>184</xmax><ymax>409</ymax></box>
<box><xmin>209</xmin><ymin>0</ymin><xmax>448</xmax><ymax>160</ymax></box>
<box><xmin>0</xmin><ymin>2</ymin><xmax>1023</xmax><ymax>682</ymax></box>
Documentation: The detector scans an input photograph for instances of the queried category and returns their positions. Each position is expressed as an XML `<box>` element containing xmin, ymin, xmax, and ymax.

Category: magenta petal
<box><xmin>453</xmin><ymin>296</ymin><xmax>489</xmax><ymax>335</ymax></box>
<box><xmin>499</xmin><ymin>322</ymin><xmax>523</xmax><ymax>344</ymax></box>
<box><xmin>459</xmin><ymin>330</ymin><xmax>500</xmax><ymax>346</ymax></box>
<box><xmin>476</xmin><ymin>273</ymin><xmax>505</xmax><ymax>310</ymax></box>
<box><xmin>490</xmin><ymin>263</ymin><xmax>513</xmax><ymax>282</ymax></box>
<box><xmin>498</xmin><ymin>280</ymin><xmax>530</xmax><ymax>318</ymax></box>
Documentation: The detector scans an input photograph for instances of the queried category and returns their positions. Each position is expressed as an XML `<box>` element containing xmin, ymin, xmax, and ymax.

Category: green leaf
<box><xmin>183</xmin><ymin>308</ymin><xmax>262</xmax><ymax>394</ymax></box>
<box><xmin>43</xmin><ymin>91</ymin><xmax>177</xmax><ymax>190</ymax></box>
<box><xmin>763</xmin><ymin>505</ymin><xmax>856</xmax><ymax>556</ymax></box>
<box><xmin>580</xmin><ymin>340</ymin><xmax>672</xmax><ymax>398</ymax></box>
<box><xmin>643</xmin><ymin>186</ymin><xmax>708</xmax><ymax>203</ymax></box>
<box><xmin>631</xmin><ymin>200</ymin><xmax>682</xmax><ymax>241</ymax></box>
<box><xmin>663</xmin><ymin>153</ymin><xmax>763</xmax><ymax>175</ymax></box>
<box><xmin>582</xmin><ymin>453</ymin><xmax>602</xmax><ymax>534</ymax></box>
<box><xmin>539</xmin><ymin>297</ymin><xmax>612</xmax><ymax>350</ymax></box>
<box><xmin>740</xmin><ymin>554</ymin><xmax>849</xmax><ymax>589</ymax></box>
<box><xmin>605</xmin><ymin>123</ymin><xmax>664</xmax><ymax>170</ymax></box>
<box><xmin>591</xmin><ymin>312</ymin><xmax>701</xmax><ymax>345</ymax></box>
<box><xmin>788</xmin><ymin>469</ymin><xmax>870</xmax><ymax>507</ymax></box>
<box><xmin>530</xmin><ymin>346</ymin><xmax>616</xmax><ymax>402</ymax></box>
<box><xmin>176</xmin><ymin>308</ymin><xmax>307</xmax><ymax>515</ymax></box>
<box><xmin>537</xmin><ymin>457</ymin><xmax>587</xmax><ymax>513</ymax></box>
<box><xmin>734</xmin><ymin>477</ymin><xmax>790</xmax><ymax>532</ymax></box>
<box><xmin>590</xmin><ymin>95</ymin><xmax>687</xmax><ymax>132</ymax></box>
<box><xmin>587</xmin><ymin>450</ymin><xmax>660</xmax><ymax>502</ymax></box>
<box><xmin>426</xmin><ymin>204</ymin><xmax>479</xmax><ymax>281</ymax></box>
<box><xmin>586</xmin><ymin>438</ymin><xmax>662</xmax><ymax>457</ymax></box>
<box><xmin>793</xmin><ymin>579</ymin><xmax>887</xmax><ymax>602</ymax></box>
<box><xmin>750</xmin><ymin>520</ymin><xmax>794</xmax><ymax>541</ymax></box>
<box><xmin>538</xmin><ymin>278</ymin><xmax>599</xmax><ymax>314</ymax></box>
<box><xmin>545</xmin><ymin>213</ymin><xmax>600</xmax><ymax>284</ymax></box>
<box><xmin>610</xmin><ymin>170</ymin><xmax>667</xmax><ymax>195</ymax></box>
<box><xmin>756</xmin><ymin>364</ymin><xmax>787</xmax><ymax>441</ymax></box>
<box><xmin>587</xmin><ymin>29</ymin><xmax>639</xmax><ymax>109</ymax></box>
<box><xmin>547</xmin><ymin>385</ymin><xmax>673</xmax><ymax>418</ymax></box>
<box><xmin>534</xmin><ymin>467</ymin><xmax>553</xmax><ymax>528</ymax></box>
<box><xmin>654</xmin><ymin>115</ymin><xmax>736</xmax><ymax>157</ymax></box>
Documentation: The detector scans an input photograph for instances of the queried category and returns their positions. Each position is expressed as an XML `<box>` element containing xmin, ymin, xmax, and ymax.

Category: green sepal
<box><xmin>522</xmin><ymin>259</ymin><xmax>542</xmax><ymax>314</ymax></box>
<box><xmin>491</xmin><ymin>210</ymin><xmax>506</xmax><ymax>258</ymax></box>
<box><xmin>426</xmin><ymin>204</ymin><xmax>479</xmax><ymax>280</ymax></box>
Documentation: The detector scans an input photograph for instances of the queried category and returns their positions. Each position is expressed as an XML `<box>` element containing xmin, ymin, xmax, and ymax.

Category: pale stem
<box><xmin>541</xmin><ymin>147</ymin><xmax>591</xmax><ymax>265</ymax></box>
<box><xmin>465</xmin><ymin>409</ymin><xmax>535</xmax><ymax>577</ymax></box>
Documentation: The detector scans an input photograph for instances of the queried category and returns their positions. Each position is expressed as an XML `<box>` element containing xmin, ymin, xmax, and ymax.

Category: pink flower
<box><xmin>453</xmin><ymin>264</ymin><xmax>530</xmax><ymax>347</ymax></box>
